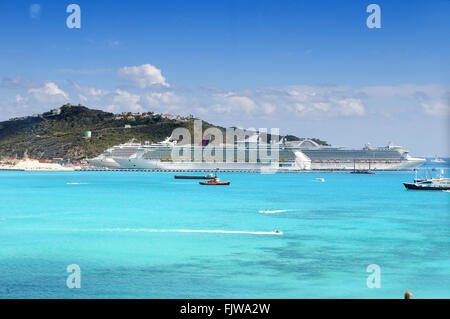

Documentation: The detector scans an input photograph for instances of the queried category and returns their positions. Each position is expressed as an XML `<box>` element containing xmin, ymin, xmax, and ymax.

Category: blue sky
<box><xmin>0</xmin><ymin>0</ymin><xmax>449</xmax><ymax>156</ymax></box>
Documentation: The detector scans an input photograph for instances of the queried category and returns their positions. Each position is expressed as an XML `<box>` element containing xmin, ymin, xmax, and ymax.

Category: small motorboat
<box><xmin>199</xmin><ymin>177</ymin><xmax>230</xmax><ymax>186</ymax></box>
<box><xmin>350</xmin><ymin>160</ymin><xmax>375</xmax><ymax>174</ymax></box>
<box><xmin>431</xmin><ymin>155</ymin><xmax>446</xmax><ymax>163</ymax></box>
<box><xmin>350</xmin><ymin>169</ymin><xmax>374</xmax><ymax>174</ymax></box>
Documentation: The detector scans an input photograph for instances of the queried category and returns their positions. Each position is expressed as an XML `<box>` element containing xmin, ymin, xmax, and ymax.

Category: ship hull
<box><xmin>308</xmin><ymin>158</ymin><xmax>425</xmax><ymax>171</ymax></box>
<box><xmin>86</xmin><ymin>157</ymin><xmax>121</xmax><ymax>169</ymax></box>
<box><xmin>403</xmin><ymin>183</ymin><xmax>450</xmax><ymax>191</ymax></box>
<box><xmin>114</xmin><ymin>157</ymin><xmax>425</xmax><ymax>171</ymax></box>
<box><xmin>114</xmin><ymin>157</ymin><xmax>287</xmax><ymax>171</ymax></box>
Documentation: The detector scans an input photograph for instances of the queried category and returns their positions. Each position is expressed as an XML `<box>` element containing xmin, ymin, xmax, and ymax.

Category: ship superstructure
<box><xmin>286</xmin><ymin>140</ymin><xmax>426</xmax><ymax>170</ymax></box>
<box><xmin>113</xmin><ymin>136</ymin><xmax>296</xmax><ymax>171</ymax></box>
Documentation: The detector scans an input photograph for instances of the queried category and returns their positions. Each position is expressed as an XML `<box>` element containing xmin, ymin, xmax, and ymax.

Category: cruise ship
<box><xmin>109</xmin><ymin>135</ymin><xmax>425</xmax><ymax>171</ymax></box>
<box><xmin>86</xmin><ymin>141</ymin><xmax>142</xmax><ymax>169</ymax></box>
<box><xmin>285</xmin><ymin>140</ymin><xmax>426</xmax><ymax>170</ymax></box>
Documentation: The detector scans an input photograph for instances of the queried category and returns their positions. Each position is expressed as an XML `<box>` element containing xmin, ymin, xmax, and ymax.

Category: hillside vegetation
<box><xmin>0</xmin><ymin>105</ymin><xmax>198</xmax><ymax>160</ymax></box>
<box><xmin>0</xmin><ymin>104</ymin><xmax>329</xmax><ymax>160</ymax></box>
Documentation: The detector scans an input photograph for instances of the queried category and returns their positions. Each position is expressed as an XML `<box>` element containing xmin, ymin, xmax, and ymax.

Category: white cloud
<box><xmin>420</xmin><ymin>101</ymin><xmax>449</xmax><ymax>116</ymax></box>
<box><xmin>261</xmin><ymin>102</ymin><xmax>276</xmax><ymax>114</ymax></box>
<box><xmin>2</xmin><ymin>75</ymin><xmax>448</xmax><ymax>134</ymax></box>
<box><xmin>118</xmin><ymin>64</ymin><xmax>168</xmax><ymax>88</ymax></box>
<box><xmin>107</xmin><ymin>89</ymin><xmax>142</xmax><ymax>112</ymax></box>
<box><xmin>28</xmin><ymin>82</ymin><xmax>69</xmax><ymax>104</ymax></box>
<box><xmin>108</xmin><ymin>40</ymin><xmax>120</xmax><ymax>48</ymax></box>
<box><xmin>29</xmin><ymin>4</ymin><xmax>41</xmax><ymax>19</ymax></box>
<box><xmin>334</xmin><ymin>98</ymin><xmax>365</xmax><ymax>116</ymax></box>
<box><xmin>141</xmin><ymin>91</ymin><xmax>182</xmax><ymax>106</ymax></box>
<box><xmin>212</xmin><ymin>94</ymin><xmax>257</xmax><ymax>114</ymax></box>
<box><xmin>312</xmin><ymin>102</ymin><xmax>330</xmax><ymax>112</ymax></box>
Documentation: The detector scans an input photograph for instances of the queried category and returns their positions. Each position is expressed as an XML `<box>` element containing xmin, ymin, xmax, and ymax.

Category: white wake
<box><xmin>258</xmin><ymin>209</ymin><xmax>294</xmax><ymax>214</ymax></box>
<box><xmin>74</xmin><ymin>228</ymin><xmax>283</xmax><ymax>235</ymax></box>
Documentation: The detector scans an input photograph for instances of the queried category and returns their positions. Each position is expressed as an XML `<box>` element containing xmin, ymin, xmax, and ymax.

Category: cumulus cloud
<box><xmin>140</xmin><ymin>91</ymin><xmax>186</xmax><ymax>112</ymax></box>
<box><xmin>107</xmin><ymin>89</ymin><xmax>142</xmax><ymax>112</ymax></box>
<box><xmin>28</xmin><ymin>82</ymin><xmax>69</xmax><ymax>103</ymax></box>
<box><xmin>212</xmin><ymin>94</ymin><xmax>257</xmax><ymax>114</ymax></box>
<box><xmin>4</xmin><ymin>82</ymin><xmax>69</xmax><ymax>116</ymax></box>
<box><xmin>2</xmin><ymin>71</ymin><xmax>448</xmax><ymax>130</ymax></box>
<box><xmin>334</xmin><ymin>98</ymin><xmax>365</xmax><ymax>116</ymax></box>
<box><xmin>420</xmin><ymin>101</ymin><xmax>449</xmax><ymax>116</ymax></box>
<box><xmin>118</xmin><ymin>64</ymin><xmax>168</xmax><ymax>88</ymax></box>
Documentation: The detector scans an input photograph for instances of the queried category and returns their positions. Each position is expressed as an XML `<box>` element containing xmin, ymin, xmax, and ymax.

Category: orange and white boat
<box><xmin>199</xmin><ymin>177</ymin><xmax>230</xmax><ymax>186</ymax></box>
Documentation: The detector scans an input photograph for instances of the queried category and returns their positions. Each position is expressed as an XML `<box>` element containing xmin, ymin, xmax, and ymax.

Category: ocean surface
<box><xmin>1</xmin><ymin>161</ymin><xmax>449</xmax><ymax>298</ymax></box>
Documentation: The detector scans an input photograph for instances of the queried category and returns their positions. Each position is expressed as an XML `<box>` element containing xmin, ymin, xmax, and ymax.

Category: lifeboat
<box><xmin>199</xmin><ymin>177</ymin><xmax>230</xmax><ymax>186</ymax></box>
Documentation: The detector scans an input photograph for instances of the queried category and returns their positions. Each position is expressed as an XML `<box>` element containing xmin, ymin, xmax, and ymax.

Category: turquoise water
<box><xmin>0</xmin><ymin>167</ymin><xmax>449</xmax><ymax>298</ymax></box>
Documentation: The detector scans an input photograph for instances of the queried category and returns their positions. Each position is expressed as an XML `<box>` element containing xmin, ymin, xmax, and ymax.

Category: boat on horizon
<box><xmin>404</xmin><ymin>169</ymin><xmax>449</xmax><ymax>190</ymax></box>
<box><xmin>175</xmin><ymin>173</ymin><xmax>214</xmax><ymax>179</ymax></box>
<box><xmin>431</xmin><ymin>155</ymin><xmax>446</xmax><ymax>163</ymax></box>
<box><xmin>403</xmin><ymin>177</ymin><xmax>450</xmax><ymax>190</ymax></box>
<box><xmin>349</xmin><ymin>159</ymin><xmax>374</xmax><ymax>174</ymax></box>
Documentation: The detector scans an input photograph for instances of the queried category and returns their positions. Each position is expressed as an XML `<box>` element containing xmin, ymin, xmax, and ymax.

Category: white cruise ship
<box><xmin>110</xmin><ymin>136</ymin><xmax>425</xmax><ymax>171</ymax></box>
<box><xmin>86</xmin><ymin>141</ymin><xmax>142</xmax><ymax>169</ymax></box>
<box><xmin>286</xmin><ymin>140</ymin><xmax>426</xmax><ymax>170</ymax></box>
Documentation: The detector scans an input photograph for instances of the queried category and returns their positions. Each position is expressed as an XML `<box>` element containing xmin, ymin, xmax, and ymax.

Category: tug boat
<box><xmin>199</xmin><ymin>177</ymin><xmax>230</xmax><ymax>186</ymax></box>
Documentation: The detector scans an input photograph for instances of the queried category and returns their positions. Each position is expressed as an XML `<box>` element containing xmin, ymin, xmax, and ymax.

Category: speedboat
<box><xmin>199</xmin><ymin>177</ymin><xmax>230</xmax><ymax>186</ymax></box>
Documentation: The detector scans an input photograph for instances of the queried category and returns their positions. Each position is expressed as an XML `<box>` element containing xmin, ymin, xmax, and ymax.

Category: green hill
<box><xmin>0</xmin><ymin>105</ymin><xmax>206</xmax><ymax>160</ymax></box>
<box><xmin>0</xmin><ymin>104</ymin><xmax>329</xmax><ymax>160</ymax></box>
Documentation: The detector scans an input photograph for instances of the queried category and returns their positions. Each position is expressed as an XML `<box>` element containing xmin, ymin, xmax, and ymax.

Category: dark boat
<box><xmin>403</xmin><ymin>182</ymin><xmax>450</xmax><ymax>191</ymax></box>
<box><xmin>199</xmin><ymin>177</ymin><xmax>230</xmax><ymax>186</ymax></box>
<box><xmin>350</xmin><ymin>160</ymin><xmax>374</xmax><ymax>174</ymax></box>
<box><xmin>403</xmin><ymin>174</ymin><xmax>450</xmax><ymax>190</ymax></box>
<box><xmin>350</xmin><ymin>170</ymin><xmax>374</xmax><ymax>174</ymax></box>
<box><xmin>175</xmin><ymin>174</ymin><xmax>214</xmax><ymax>180</ymax></box>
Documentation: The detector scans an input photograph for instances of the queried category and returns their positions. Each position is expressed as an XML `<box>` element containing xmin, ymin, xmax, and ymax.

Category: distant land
<box><xmin>0</xmin><ymin>104</ymin><xmax>329</xmax><ymax>160</ymax></box>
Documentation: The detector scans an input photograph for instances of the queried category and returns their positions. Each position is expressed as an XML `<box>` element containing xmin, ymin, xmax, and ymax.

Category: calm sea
<box><xmin>0</xmin><ymin>161</ymin><xmax>449</xmax><ymax>298</ymax></box>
